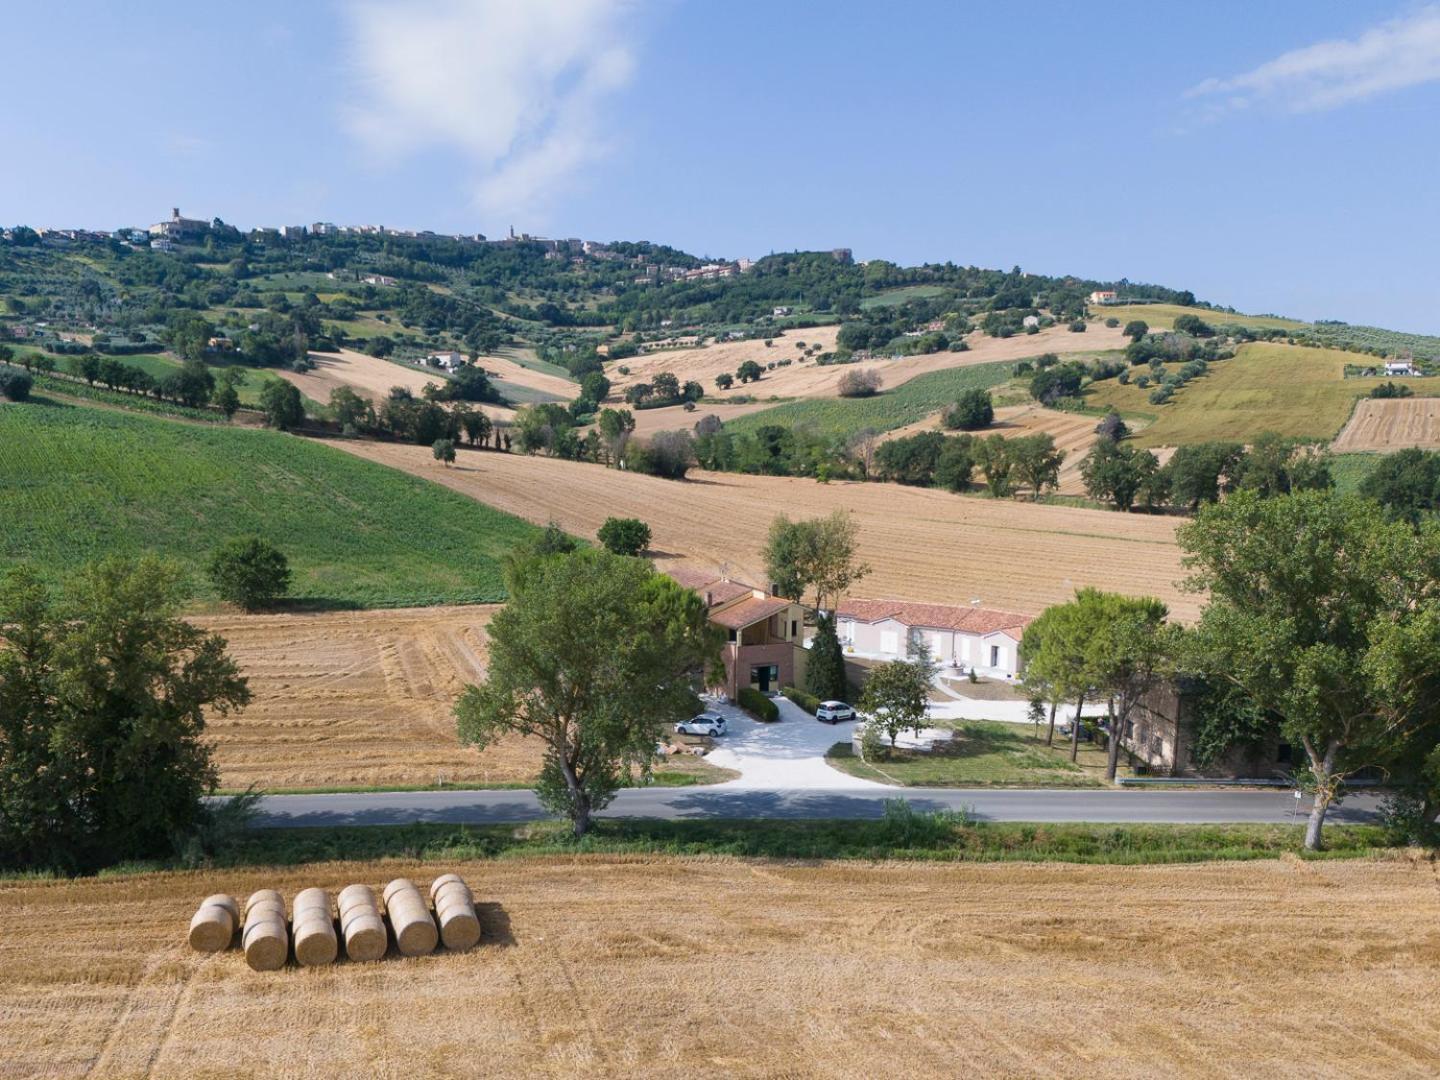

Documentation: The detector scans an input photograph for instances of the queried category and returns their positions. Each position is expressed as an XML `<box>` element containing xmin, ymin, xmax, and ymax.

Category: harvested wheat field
<box><xmin>191</xmin><ymin>606</ymin><xmax>539</xmax><ymax>791</ymax></box>
<box><xmin>3</xmin><ymin>855</ymin><xmax>1438</xmax><ymax>1078</ymax></box>
<box><xmin>1332</xmin><ymin>396</ymin><xmax>1440</xmax><ymax>452</ymax></box>
<box><xmin>332</xmin><ymin>441</ymin><xmax>1196</xmax><ymax>619</ymax></box>
<box><xmin>610</xmin><ymin>322</ymin><xmax>1129</xmax><ymax>408</ymax></box>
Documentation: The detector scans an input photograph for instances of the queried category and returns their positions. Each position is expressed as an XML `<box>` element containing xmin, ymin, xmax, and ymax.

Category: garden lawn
<box><xmin>1085</xmin><ymin>342</ymin><xmax>1393</xmax><ymax>447</ymax></box>
<box><xmin>827</xmin><ymin>719</ymin><xmax>1125</xmax><ymax>787</ymax></box>
<box><xmin>0</xmin><ymin>401</ymin><xmax>541</xmax><ymax>607</ymax></box>
<box><xmin>725</xmin><ymin>360</ymin><xmax>1014</xmax><ymax>440</ymax></box>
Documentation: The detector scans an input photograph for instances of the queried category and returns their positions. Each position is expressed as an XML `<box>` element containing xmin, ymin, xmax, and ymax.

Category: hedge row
<box><xmin>781</xmin><ymin>686</ymin><xmax>820</xmax><ymax>714</ymax></box>
<box><xmin>738</xmin><ymin>687</ymin><xmax>779</xmax><ymax>722</ymax></box>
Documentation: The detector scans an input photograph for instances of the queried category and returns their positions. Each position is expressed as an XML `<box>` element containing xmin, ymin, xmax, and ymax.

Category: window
<box><xmin>1276</xmin><ymin>742</ymin><xmax>1293</xmax><ymax>764</ymax></box>
<box><xmin>727</xmin><ymin>629</ymin><xmax>737</xmax><ymax>642</ymax></box>
<box><xmin>989</xmin><ymin>645</ymin><xmax>1000</xmax><ymax>667</ymax></box>
<box><xmin>791</xmin><ymin>620</ymin><xmax>798</xmax><ymax>639</ymax></box>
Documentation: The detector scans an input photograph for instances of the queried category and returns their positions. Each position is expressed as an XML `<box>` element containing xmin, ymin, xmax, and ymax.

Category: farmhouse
<box><xmin>669</xmin><ymin>569</ymin><xmax>807</xmax><ymax>699</ymax></box>
<box><xmin>1384</xmin><ymin>360</ymin><xmax>1418</xmax><ymax>376</ymax></box>
<box><xmin>1088</xmin><ymin>289</ymin><xmax>1118</xmax><ymax>305</ymax></box>
<box><xmin>835</xmin><ymin>598</ymin><xmax>1032</xmax><ymax>679</ymax></box>
<box><xmin>426</xmin><ymin>351</ymin><xmax>466</xmax><ymax>370</ymax></box>
<box><xmin>1119</xmin><ymin>679</ymin><xmax>1292</xmax><ymax>780</ymax></box>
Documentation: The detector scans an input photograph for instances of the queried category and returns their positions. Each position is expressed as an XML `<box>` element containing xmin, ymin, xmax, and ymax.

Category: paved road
<box><xmin>251</xmin><ymin>785</ymin><xmax>1382</xmax><ymax>829</ymax></box>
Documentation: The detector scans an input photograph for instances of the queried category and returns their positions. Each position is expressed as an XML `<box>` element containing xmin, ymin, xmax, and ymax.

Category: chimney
<box><xmin>704</xmin><ymin>590</ymin><xmax>713</xmax><ymax>606</ymax></box>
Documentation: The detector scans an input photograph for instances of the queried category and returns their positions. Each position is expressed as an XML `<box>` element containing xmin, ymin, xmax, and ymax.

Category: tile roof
<box><xmin>666</xmin><ymin>569</ymin><xmax>759</xmax><ymax>608</ymax></box>
<box><xmin>836</xmin><ymin>598</ymin><xmax>1033</xmax><ymax>639</ymax></box>
<box><xmin>709</xmin><ymin>594</ymin><xmax>793</xmax><ymax>631</ymax></box>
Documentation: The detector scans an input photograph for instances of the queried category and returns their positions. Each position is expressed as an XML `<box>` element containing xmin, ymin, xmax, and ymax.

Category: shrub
<box><xmin>739</xmin><ymin>686</ymin><xmax>779</xmax><ymax>722</ymax></box>
<box><xmin>781</xmin><ymin>686</ymin><xmax>820</xmax><ymax>714</ymax></box>
<box><xmin>597</xmin><ymin>516</ymin><xmax>651</xmax><ymax>556</ymax></box>
<box><xmin>207</xmin><ymin>537</ymin><xmax>291</xmax><ymax>611</ymax></box>
<box><xmin>941</xmin><ymin>388</ymin><xmax>994</xmax><ymax>430</ymax></box>
<box><xmin>0</xmin><ymin>367</ymin><xmax>33</xmax><ymax>401</ymax></box>
<box><xmin>1148</xmin><ymin>385</ymin><xmax>1173</xmax><ymax>405</ymax></box>
<box><xmin>1068</xmin><ymin>320</ymin><xmax>1087</xmax><ymax>333</ymax></box>
<box><xmin>1105</xmin><ymin>317</ymin><xmax>1120</xmax><ymax>328</ymax></box>
<box><xmin>837</xmin><ymin>368</ymin><xmax>882</xmax><ymax>398</ymax></box>
<box><xmin>1117</xmin><ymin>369</ymin><xmax>1130</xmax><ymax>385</ymax></box>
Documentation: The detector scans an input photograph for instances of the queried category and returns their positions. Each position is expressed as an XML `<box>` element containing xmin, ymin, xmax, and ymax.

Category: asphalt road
<box><xmin>250</xmin><ymin>785</ymin><xmax>1382</xmax><ymax>829</ymax></box>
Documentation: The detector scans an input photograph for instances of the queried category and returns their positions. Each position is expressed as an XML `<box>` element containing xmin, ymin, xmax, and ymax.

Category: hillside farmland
<box><xmin>1085</xmin><ymin>342</ymin><xmax>1394</xmax><ymax>447</ymax></box>
<box><xmin>332</xmin><ymin>440</ymin><xmax>1197</xmax><ymax>619</ymax></box>
<box><xmin>0</xmin><ymin>403</ymin><xmax>539</xmax><ymax>607</ymax></box>
<box><xmin>2</xmin><ymin>856</ymin><xmax>1436</xmax><ymax>1078</ymax></box>
<box><xmin>1095</xmin><ymin>303</ymin><xmax>1307</xmax><ymax>332</ymax></box>
<box><xmin>1332</xmin><ymin>396</ymin><xmax>1440</xmax><ymax>451</ymax></box>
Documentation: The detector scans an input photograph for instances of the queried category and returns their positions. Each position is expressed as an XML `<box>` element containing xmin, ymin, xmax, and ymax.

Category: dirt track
<box><xmin>330</xmin><ymin>441</ymin><xmax>1196</xmax><ymax>619</ymax></box>
<box><xmin>3</xmin><ymin>855</ymin><xmax>1436</xmax><ymax>1078</ymax></box>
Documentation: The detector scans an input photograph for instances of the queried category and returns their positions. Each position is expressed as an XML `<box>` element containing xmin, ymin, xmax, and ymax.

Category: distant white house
<box><xmin>773</xmin><ymin>306</ymin><xmax>792</xmax><ymax>317</ymax></box>
<box><xmin>1022</xmin><ymin>314</ymin><xmax>1041</xmax><ymax>329</ymax></box>
<box><xmin>150</xmin><ymin>237</ymin><xmax>174</xmax><ymax>252</ymax></box>
<box><xmin>362</xmin><ymin>274</ymin><xmax>397</xmax><ymax>287</ymax></box>
<box><xmin>1384</xmin><ymin>360</ymin><xmax>1419</xmax><ymax>376</ymax></box>
<box><xmin>1088</xmin><ymin>290</ymin><xmax>1118</xmax><ymax>305</ymax></box>
<box><xmin>427</xmin><ymin>351</ymin><xmax>466</xmax><ymax>370</ymax></box>
<box><xmin>834</xmin><ymin>599</ymin><xmax>1033</xmax><ymax>680</ymax></box>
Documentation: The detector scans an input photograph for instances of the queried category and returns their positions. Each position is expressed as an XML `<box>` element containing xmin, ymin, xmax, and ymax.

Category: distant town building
<box><xmin>150</xmin><ymin>237</ymin><xmax>175</xmax><ymax>252</ymax></box>
<box><xmin>278</xmin><ymin>224</ymin><xmax>307</xmax><ymax>239</ymax></box>
<box><xmin>830</xmin><ymin>248</ymin><xmax>853</xmax><ymax>264</ymax></box>
<box><xmin>149</xmin><ymin>207</ymin><xmax>208</xmax><ymax>239</ymax></box>
<box><xmin>311</xmin><ymin>222</ymin><xmax>338</xmax><ymax>235</ymax></box>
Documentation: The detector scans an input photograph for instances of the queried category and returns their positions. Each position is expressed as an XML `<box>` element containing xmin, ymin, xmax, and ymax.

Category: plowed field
<box><xmin>1332</xmin><ymin>396</ymin><xmax>1440</xmax><ymax>451</ymax></box>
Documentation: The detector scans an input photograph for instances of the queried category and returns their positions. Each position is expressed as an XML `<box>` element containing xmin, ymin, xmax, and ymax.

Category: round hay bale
<box><xmin>428</xmin><ymin>873</ymin><xmax>465</xmax><ymax>902</ymax></box>
<box><xmin>293</xmin><ymin>887</ymin><xmax>330</xmax><ymax>915</ymax></box>
<box><xmin>338</xmin><ymin>884</ymin><xmax>375</xmax><ymax>916</ymax></box>
<box><xmin>386</xmin><ymin>891</ymin><xmax>438</xmax><ymax>957</ymax></box>
<box><xmin>245</xmin><ymin>889</ymin><xmax>283</xmax><ymax>915</ymax></box>
<box><xmin>243</xmin><ymin>918</ymin><xmax>289</xmax><ymax>971</ymax></box>
<box><xmin>382</xmin><ymin>878</ymin><xmax>416</xmax><ymax>908</ymax></box>
<box><xmin>293</xmin><ymin>916</ymin><xmax>338</xmax><ymax>967</ymax></box>
<box><xmin>343</xmin><ymin>912</ymin><xmax>388</xmax><ymax>963</ymax></box>
<box><xmin>432</xmin><ymin>880</ymin><xmax>472</xmax><ymax>908</ymax></box>
<box><xmin>201</xmin><ymin>893</ymin><xmax>240</xmax><ymax>923</ymax></box>
<box><xmin>188</xmin><ymin>903</ymin><xmax>236</xmax><ymax>953</ymax></box>
<box><xmin>245</xmin><ymin>899</ymin><xmax>286</xmax><ymax>924</ymax></box>
<box><xmin>436</xmin><ymin>904</ymin><xmax>481</xmax><ymax>952</ymax></box>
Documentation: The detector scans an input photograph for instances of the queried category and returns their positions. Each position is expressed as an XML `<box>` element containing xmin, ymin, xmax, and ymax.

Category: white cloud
<box><xmin>1186</xmin><ymin>5</ymin><xmax>1440</xmax><ymax>115</ymax></box>
<box><xmin>341</xmin><ymin>0</ymin><xmax>641</xmax><ymax>222</ymax></box>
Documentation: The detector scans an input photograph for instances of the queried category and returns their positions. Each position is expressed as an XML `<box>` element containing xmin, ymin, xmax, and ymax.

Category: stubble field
<box><xmin>2</xmin><ymin>855</ymin><xmax>1436</xmax><ymax>1078</ymax></box>
<box><xmin>191</xmin><ymin>606</ymin><xmax>537</xmax><ymax>791</ymax></box>
<box><xmin>332</xmin><ymin>441</ymin><xmax>1197</xmax><ymax>619</ymax></box>
<box><xmin>1332</xmin><ymin>396</ymin><xmax>1440</xmax><ymax>451</ymax></box>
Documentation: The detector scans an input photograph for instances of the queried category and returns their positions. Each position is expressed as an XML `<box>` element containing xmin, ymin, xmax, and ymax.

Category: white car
<box><xmin>675</xmin><ymin>713</ymin><xmax>727</xmax><ymax>737</ymax></box>
<box><xmin>816</xmin><ymin>700</ymin><xmax>857</xmax><ymax>724</ymax></box>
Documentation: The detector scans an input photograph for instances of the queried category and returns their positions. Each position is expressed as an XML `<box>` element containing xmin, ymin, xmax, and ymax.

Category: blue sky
<box><xmin>5</xmin><ymin>1</ymin><xmax>1439</xmax><ymax>331</ymax></box>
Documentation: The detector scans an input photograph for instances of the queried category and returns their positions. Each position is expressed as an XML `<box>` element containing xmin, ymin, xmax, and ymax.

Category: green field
<box><xmin>1330</xmin><ymin>452</ymin><xmax>1383</xmax><ymax>493</ymax></box>
<box><xmin>1085</xmin><ymin>342</ymin><xmax>1395</xmax><ymax>447</ymax></box>
<box><xmin>496</xmin><ymin>346</ymin><xmax>575</xmax><ymax>381</ymax></box>
<box><xmin>860</xmin><ymin>285</ymin><xmax>951</xmax><ymax>310</ymax></box>
<box><xmin>1096</xmin><ymin>303</ymin><xmax>1307</xmax><ymax>332</ymax></box>
<box><xmin>725</xmin><ymin>360</ymin><xmax>1014</xmax><ymax>439</ymax></box>
<box><xmin>0</xmin><ymin>402</ymin><xmax>540</xmax><ymax>608</ymax></box>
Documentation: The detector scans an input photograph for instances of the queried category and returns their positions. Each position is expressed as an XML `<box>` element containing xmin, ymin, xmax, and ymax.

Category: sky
<box><xmin>4</xmin><ymin>0</ymin><xmax>1439</xmax><ymax>332</ymax></box>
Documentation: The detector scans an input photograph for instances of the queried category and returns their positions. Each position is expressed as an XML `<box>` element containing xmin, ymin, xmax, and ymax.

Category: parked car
<box><xmin>675</xmin><ymin>713</ymin><xmax>727</xmax><ymax>737</ymax></box>
<box><xmin>815</xmin><ymin>700</ymin><xmax>856</xmax><ymax>724</ymax></box>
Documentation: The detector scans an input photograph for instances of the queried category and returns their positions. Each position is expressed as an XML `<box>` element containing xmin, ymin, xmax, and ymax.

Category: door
<box><xmin>751</xmin><ymin>664</ymin><xmax>778</xmax><ymax>693</ymax></box>
<box><xmin>879</xmin><ymin>630</ymin><xmax>899</xmax><ymax>655</ymax></box>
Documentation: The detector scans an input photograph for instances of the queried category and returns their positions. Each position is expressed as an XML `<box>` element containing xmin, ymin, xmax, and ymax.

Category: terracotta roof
<box><xmin>710</xmin><ymin>594</ymin><xmax>793</xmax><ymax>631</ymax></box>
<box><xmin>836</xmin><ymin>598</ymin><xmax>1033</xmax><ymax>639</ymax></box>
<box><xmin>666</xmin><ymin>570</ymin><xmax>759</xmax><ymax>608</ymax></box>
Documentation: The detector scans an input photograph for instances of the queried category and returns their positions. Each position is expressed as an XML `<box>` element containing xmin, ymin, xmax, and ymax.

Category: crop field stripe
<box><xmin>725</xmin><ymin>359</ymin><xmax>1015</xmax><ymax>439</ymax></box>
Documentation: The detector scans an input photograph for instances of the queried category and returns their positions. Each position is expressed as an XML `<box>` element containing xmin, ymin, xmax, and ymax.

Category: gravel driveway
<box><xmin>700</xmin><ymin>697</ymin><xmax>889</xmax><ymax>790</ymax></box>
